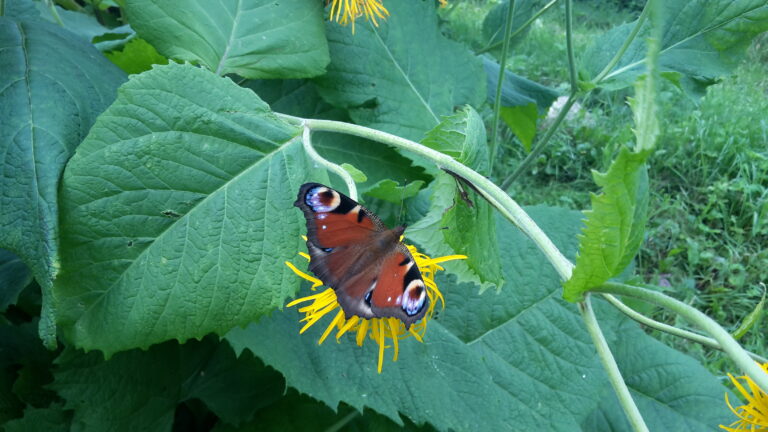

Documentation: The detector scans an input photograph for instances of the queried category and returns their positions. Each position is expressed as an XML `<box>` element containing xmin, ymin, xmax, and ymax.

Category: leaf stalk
<box><xmin>300</xmin><ymin>123</ymin><xmax>358</xmax><ymax>200</ymax></box>
<box><xmin>580</xmin><ymin>296</ymin><xmax>649</xmax><ymax>432</ymax></box>
<box><xmin>489</xmin><ymin>0</ymin><xmax>517</xmax><ymax>174</ymax></box>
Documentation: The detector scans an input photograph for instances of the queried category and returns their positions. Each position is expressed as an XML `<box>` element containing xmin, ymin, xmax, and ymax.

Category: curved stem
<box><xmin>477</xmin><ymin>0</ymin><xmax>560</xmax><ymax>54</ymax></box>
<box><xmin>592</xmin><ymin>3</ymin><xmax>650</xmax><ymax>84</ymax></box>
<box><xmin>301</xmin><ymin>124</ymin><xmax>358</xmax><ymax>200</ymax></box>
<box><xmin>602</xmin><ymin>293</ymin><xmax>768</xmax><ymax>363</ymax></box>
<box><xmin>594</xmin><ymin>282</ymin><xmax>768</xmax><ymax>393</ymax></box>
<box><xmin>580</xmin><ymin>296</ymin><xmax>649</xmax><ymax>432</ymax></box>
<box><xmin>489</xmin><ymin>0</ymin><xmax>517</xmax><ymax>173</ymax></box>
<box><xmin>281</xmin><ymin>115</ymin><xmax>575</xmax><ymax>281</ymax></box>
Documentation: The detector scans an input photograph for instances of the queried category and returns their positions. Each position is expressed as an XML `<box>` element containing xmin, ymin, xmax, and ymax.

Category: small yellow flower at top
<box><xmin>721</xmin><ymin>362</ymin><xmax>768</xmax><ymax>431</ymax></box>
<box><xmin>327</xmin><ymin>0</ymin><xmax>447</xmax><ymax>33</ymax></box>
<box><xmin>285</xmin><ymin>242</ymin><xmax>465</xmax><ymax>373</ymax></box>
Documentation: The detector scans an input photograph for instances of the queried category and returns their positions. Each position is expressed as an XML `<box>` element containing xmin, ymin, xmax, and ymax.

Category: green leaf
<box><xmin>364</xmin><ymin>179</ymin><xmax>424</xmax><ymax>203</ymax></box>
<box><xmin>0</xmin><ymin>16</ymin><xmax>127</xmax><ymax>347</ymax></box>
<box><xmin>340</xmin><ymin>163</ymin><xmax>368</xmax><ymax>183</ymax></box>
<box><xmin>732</xmin><ymin>289</ymin><xmax>765</xmax><ymax>340</ymax></box>
<box><xmin>481</xmin><ymin>0</ymin><xmax>537</xmax><ymax>51</ymax></box>
<box><xmin>418</xmin><ymin>106</ymin><xmax>490</xmax><ymax>175</ymax></box>
<box><xmin>483</xmin><ymin>56</ymin><xmax>559</xmax><ymax>115</ymax></box>
<box><xmin>409</xmin><ymin>107</ymin><xmax>503</xmax><ymax>291</ymax></box>
<box><xmin>581</xmin><ymin>316</ymin><xmax>737</xmax><ymax>431</ymax></box>
<box><xmin>314</xmin><ymin>0</ymin><xmax>486</xmax><ymax>141</ymax></box>
<box><xmin>562</xmin><ymin>147</ymin><xmax>651</xmax><ymax>302</ymax></box>
<box><xmin>0</xmin><ymin>250</ymin><xmax>32</xmax><ymax>312</ymax></box>
<box><xmin>499</xmin><ymin>104</ymin><xmax>538</xmax><ymax>152</ymax></box>
<box><xmin>228</xmin><ymin>206</ymin><xmax>734</xmax><ymax>430</ymax></box>
<box><xmin>125</xmin><ymin>0</ymin><xmax>329</xmax><ymax>78</ymax></box>
<box><xmin>51</xmin><ymin>338</ymin><xmax>284</xmax><ymax>431</ymax></box>
<box><xmin>54</xmin><ymin>63</ymin><xmax>322</xmax><ymax>356</ymax></box>
<box><xmin>2</xmin><ymin>405</ymin><xmax>72</xmax><ymax>432</ymax></box>
<box><xmin>105</xmin><ymin>38</ymin><xmax>169</xmax><ymax>75</ymax></box>
<box><xmin>584</xmin><ymin>0</ymin><xmax>768</xmax><ymax>95</ymax></box>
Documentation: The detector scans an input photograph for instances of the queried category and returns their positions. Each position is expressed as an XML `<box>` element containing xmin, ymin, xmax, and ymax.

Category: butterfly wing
<box><xmin>294</xmin><ymin>183</ymin><xmax>428</xmax><ymax>327</ymax></box>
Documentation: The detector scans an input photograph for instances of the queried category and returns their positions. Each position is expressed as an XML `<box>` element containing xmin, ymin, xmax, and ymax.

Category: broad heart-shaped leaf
<box><xmin>50</xmin><ymin>337</ymin><xmax>285</xmax><ymax>431</ymax></box>
<box><xmin>55</xmin><ymin>63</ymin><xmax>324</xmax><ymax>356</ymax></box>
<box><xmin>408</xmin><ymin>107</ymin><xmax>503</xmax><ymax>291</ymax></box>
<box><xmin>583</xmin><ymin>0</ymin><xmax>768</xmax><ymax>95</ymax></box>
<box><xmin>0</xmin><ymin>15</ymin><xmax>126</xmax><ymax>347</ymax></box>
<box><xmin>243</xmin><ymin>78</ymin><xmax>431</xmax><ymax>195</ymax></box>
<box><xmin>125</xmin><ymin>0</ymin><xmax>329</xmax><ymax>79</ymax></box>
<box><xmin>227</xmin><ymin>206</ymin><xmax>733</xmax><ymax>430</ymax></box>
<box><xmin>563</xmin><ymin>147</ymin><xmax>650</xmax><ymax>302</ymax></box>
<box><xmin>314</xmin><ymin>0</ymin><xmax>486</xmax><ymax>142</ymax></box>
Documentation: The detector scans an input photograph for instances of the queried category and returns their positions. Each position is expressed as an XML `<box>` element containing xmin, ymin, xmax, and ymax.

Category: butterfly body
<box><xmin>294</xmin><ymin>183</ymin><xmax>427</xmax><ymax>328</ymax></box>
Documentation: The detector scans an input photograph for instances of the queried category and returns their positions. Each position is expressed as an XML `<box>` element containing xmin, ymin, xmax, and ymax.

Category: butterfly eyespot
<box><xmin>321</xmin><ymin>247</ymin><xmax>333</xmax><ymax>253</ymax></box>
<box><xmin>306</xmin><ymin>186</ymin><xmax>340</xmax><ymax>212</ymax></box>
<box><xmin>402</xmin><ymin>280</ymin><xmax>426</xmax><ymax>316</ymax></box>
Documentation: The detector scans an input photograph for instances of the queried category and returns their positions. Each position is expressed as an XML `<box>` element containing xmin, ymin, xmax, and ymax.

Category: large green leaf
<box><xmin>124</xmin><ymin>0</ymin><xmax>329</xmax><ymax>78</ymax></box>
<box><xmin>0</xmin><ymin>15</ymin><xmax>126</xmax><ymax>347</ymax></box>
<box><xmin>55</xmin><ymin>63</ymin><xmax>322</xmax><ymax>356</ymax></box>
<box><xmin>50</xmin><ymin>338</ymin><xmax>284</xmax><ymax>431</ymax></box>
<box><xmin>314</xmin><ymin>0</ymin><xmax>486</xmax><ymax>141</ymax></box>
<box><xmin>408</xmin><ymin>107</ymin><xmax>503</xmax><ymax>291</ymax></box>
<box><xmin>583</xmin><ymin>0</ymin><xmax>768</xmax><ymax>95</ymax></box>
<box><xmin>227</xmin><ymin>206</ymin><xmax>733</xmax><ymax>430</ymax></box>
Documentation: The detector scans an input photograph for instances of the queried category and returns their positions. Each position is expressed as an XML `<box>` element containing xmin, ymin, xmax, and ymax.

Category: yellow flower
<box><xmin>285</xmin><ymin>242</ymin><xmax>465</xmax><ymax>373</ymax></box>
<box><xmin>721</xmin><ymin>362</ymin><xmax>768</xmax><ymax>431</ymax></box>
<box><xmin>327</xmin><ymin>0</ymin><xmax>447</xmax><ymax>33</ymax></box>
<box><xmin>328</xmin><ymin>0</ymin><xmax>389</xmax><ymax>33</ymax></box>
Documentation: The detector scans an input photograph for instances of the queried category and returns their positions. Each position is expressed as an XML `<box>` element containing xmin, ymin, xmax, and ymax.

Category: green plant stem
<box><xmin>500</xmin><ymin>95</ymin><xmax>577</xmax><ymax>190</ymax></box>
<box><xmin>602</xmin><ymin>293</ymin><xmax>768</xmax><ymax>363</ymax></box>
<box><xmin>45</xmin><ymin>0</ymin><xmax>64</xmax><ymax>25</ymax></box>
<box><xmin>580</xmin><ymin>296</ymin><xmax>649</xmax><ymax>432</ymax></box>
<box><xmin>592</xmin><ymin>3</ymin><xmax>650</xmax><ymax>84</ymax></box>
<box><xmin>500</xmin><ymin>0</ymin><xmax>578</xmax><ymax>190</ymax></box>
<box><xmin>489</xmin><ymin>0</ymin><xmax>517</xmax><ymax>175</ymax></box>
<box><xmin>594</xmin><ymin>282</ymin><xmax>768</xmax><ymax>392</ymax></box>
<box><xmin>280</xmin><ymin>115</ymin><xmax>575</xmax><ymax>280</ymax></box>
<box><xmin>564</xmin><ymin>0</ymin><xmax>577</xmax><ymax>90</ymax></box>
<box><xmin>300</xmin><ymin>123</ymin><xmax>358</xmax><ymax>201</ymax></box>
<box><xmin>477</xmin><ymin>0</ymin><xmax>560</xmax><ymax>54</ymax></box>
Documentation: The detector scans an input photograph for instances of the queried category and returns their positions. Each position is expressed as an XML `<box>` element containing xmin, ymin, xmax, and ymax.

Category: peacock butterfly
<box><xmin>294</xmin><ymin>183</ymin><xmax>428</xmax><ymax>328</ymax></box>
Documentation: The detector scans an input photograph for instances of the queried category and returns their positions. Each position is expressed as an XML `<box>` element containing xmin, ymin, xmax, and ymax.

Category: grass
<box><xmin>441</xmin><ymin>1</ymin><xmax>768</xmax><ymax>374</ymax></box>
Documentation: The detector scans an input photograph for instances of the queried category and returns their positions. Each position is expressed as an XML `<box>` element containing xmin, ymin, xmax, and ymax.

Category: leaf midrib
<box><xmin>369</xmin><ymin>22</ymin><xmax>440</xmax><ymax>125</ymax></box>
